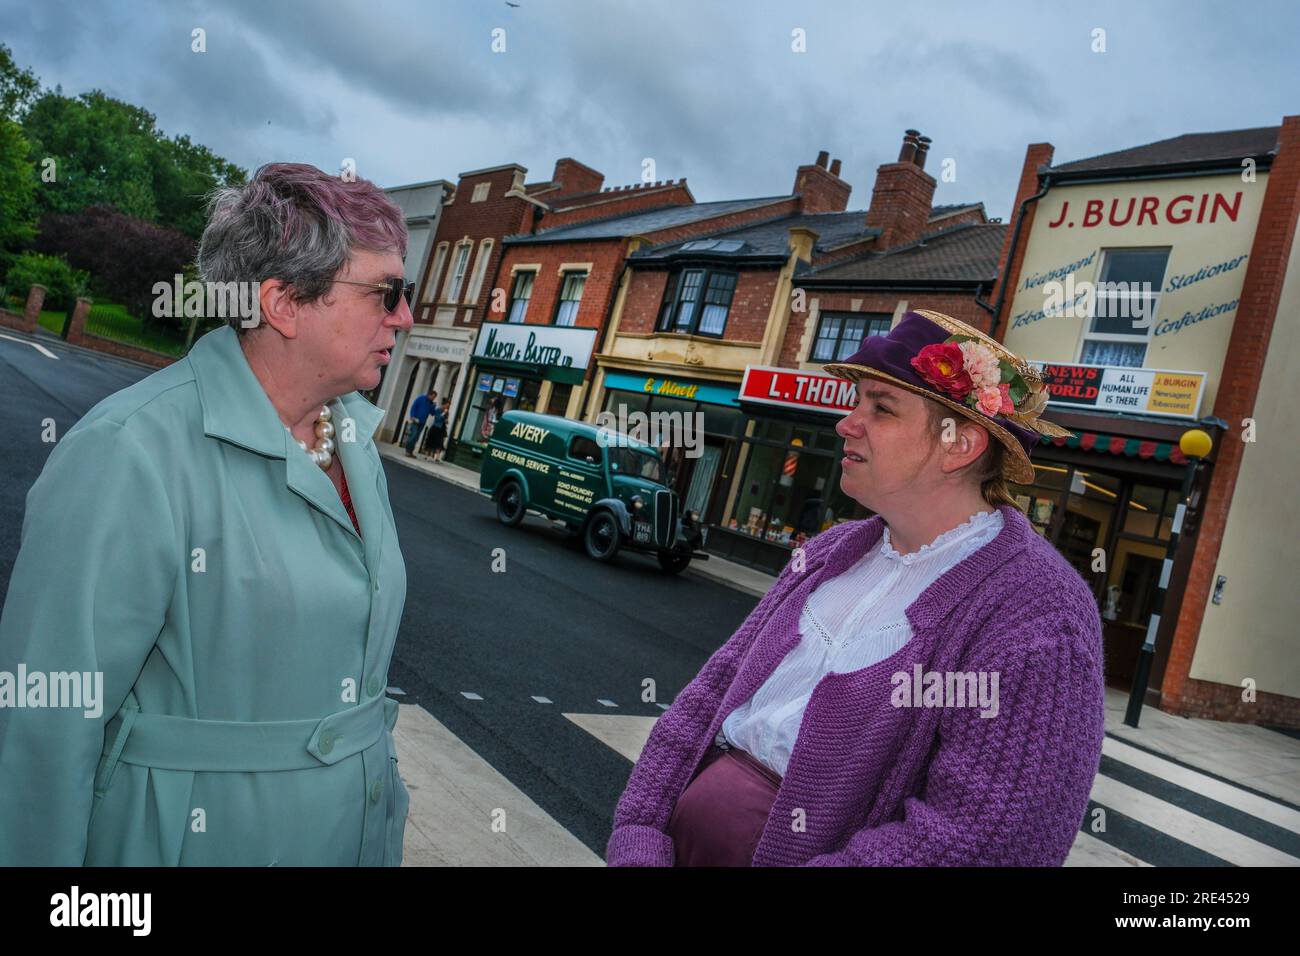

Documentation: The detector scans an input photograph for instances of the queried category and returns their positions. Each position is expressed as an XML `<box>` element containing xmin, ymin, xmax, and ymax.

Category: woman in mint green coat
<box><xmin>0</xmin><ymin>163</ymin><xmax>416</xmax><ymax>865</ymax></box>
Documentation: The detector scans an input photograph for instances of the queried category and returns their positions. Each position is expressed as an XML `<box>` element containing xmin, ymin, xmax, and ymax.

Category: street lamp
<box><xmin>1123</xmin><ymin>427</ymin><xmax>1213</xmax><ymax>728</ymax></box>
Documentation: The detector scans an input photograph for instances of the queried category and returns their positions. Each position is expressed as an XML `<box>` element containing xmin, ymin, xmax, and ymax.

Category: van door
<box><xmin>552</xmin><ymin>434</ymin><xmax>605</xmax><ymax>523</ymax></box>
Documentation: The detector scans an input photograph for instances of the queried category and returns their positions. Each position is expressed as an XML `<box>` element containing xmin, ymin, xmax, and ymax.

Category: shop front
<box><xmin>451</xmin><ymin>321</ymin><xmax>597</xmax><ymax>469</ymax></box>
<box><xmin>597</xmin><ymin>371</ymin><xmax>744</xmax><ymax>525</ymax></box>
<box><xmin>1010</xmin><ymin>360</ymin><xmax>1217</xmax><ymax>691</ymax></box>
<box><xmin>378</xmin><ymin>325</ymin><xmax>472</xmax><ymax>445</ymax></box>
<box><xmin>707</xmin><ymin>365</ymin><xmax>871</xmax><ymax>574</ymax></box>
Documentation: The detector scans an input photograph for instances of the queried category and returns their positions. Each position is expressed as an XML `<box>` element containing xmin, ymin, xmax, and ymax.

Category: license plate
<box><xmin>634</xmin><ymin>522</ymin><xmax>651</xmax><ymax>544</ymax></box>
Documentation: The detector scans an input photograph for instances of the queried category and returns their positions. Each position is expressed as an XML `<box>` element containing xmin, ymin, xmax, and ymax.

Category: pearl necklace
<box><xmin>293</xmin><ymin>404</ymin><xmax>336</xmax><ymax>470</ymax></box>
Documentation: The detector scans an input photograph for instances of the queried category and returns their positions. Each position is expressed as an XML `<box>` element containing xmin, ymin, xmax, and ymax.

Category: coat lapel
<box><xmin>188</xmin><ymin>324</ymin><xmax>387</xmax><ymax>565</ymax></box>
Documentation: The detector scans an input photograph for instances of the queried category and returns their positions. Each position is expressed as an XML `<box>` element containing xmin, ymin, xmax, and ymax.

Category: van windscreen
<box><xmin>608</xmin><ymin>447</ymin><xmax>663</xmax><ymax>483</ymax></box>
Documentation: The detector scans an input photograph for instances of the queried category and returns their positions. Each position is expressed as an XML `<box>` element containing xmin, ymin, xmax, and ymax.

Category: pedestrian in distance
<box><xmin>428</xmin><ymin>397</ymin><xmax>451</xmax><ymax>462</ymax></box>
<box><xmin>406</xmin><ymin>387</ymin><xmax>436</xmax><ymax>457</ymax></box>
<box><xmin>606</xmin><ymin>310</ymin><xmax>1106</xmax><ymax>867</ymax></box>
<box><xmin>0</xmin><ymin>162</ymin><xmax>415</xmax><ymax>865</ymax></box>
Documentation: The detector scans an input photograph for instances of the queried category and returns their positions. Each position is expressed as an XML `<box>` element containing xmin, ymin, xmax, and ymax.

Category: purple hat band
<box><xmin>837</xmin><ymin>312</ymin><xmax>1039</xmax><ymax>459</ymax></box>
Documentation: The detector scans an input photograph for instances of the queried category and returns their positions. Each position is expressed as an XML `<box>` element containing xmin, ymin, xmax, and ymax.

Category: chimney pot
<box><xmin>898</xmin><ymin>129</ymin><xmax>921</xmax><ymax>164</ymax></box>
<box><xmin>829</xmin><ymin>158</ymin><xmax>842</xmax><ymax>176</ymax></box>
<box><xmin>816</xmin><ymin>150</ymin><xmax>829</xmax><ymax>168</ymax></box>
<box><xmin>915</xmin><ymin>136</ymin><xmax>932</xmax><ymax>170</ymax></box>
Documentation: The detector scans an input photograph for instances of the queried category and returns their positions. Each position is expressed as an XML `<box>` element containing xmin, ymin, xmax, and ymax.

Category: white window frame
<box><xmin>423</xmin><ymin>241</ymin><xmax>449</xmax><ymax>304</ymax></box>
<box><xmin>553</xmin><ymin>271</ymin><xmax>587</xmax><ymax>326</ymax></box>
<box><xmin>443</xmin><ymin>241</ymin><xmax>473</xmax><ymax>304</ymax></box>
<box><xmin>507</xmin><ymin>269</ymin><xmax>537</xmax><ymax>324</ymax></box>
<box><xmin>1078</xmin><ymin>246</ymin><xmax>1171</xmax><ymax>368</ymax></box>
<box><xmin>464</xmin><ymin>239</ymin><xmax>494</xmax><ymax>305</ymax></box>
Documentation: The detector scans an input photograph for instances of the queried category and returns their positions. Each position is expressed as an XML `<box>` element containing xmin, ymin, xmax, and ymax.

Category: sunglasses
<box><xmin>332</xmin><ymin>276</ymin><xmax>415</xmax><ymax>313</ymax></box>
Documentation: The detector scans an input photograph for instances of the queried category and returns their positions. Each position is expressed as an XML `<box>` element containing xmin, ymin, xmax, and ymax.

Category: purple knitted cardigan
<box><xmin>606</xmin><ymin>505</ymin><xmax>1106</xmax><ymax>866</ymax></box>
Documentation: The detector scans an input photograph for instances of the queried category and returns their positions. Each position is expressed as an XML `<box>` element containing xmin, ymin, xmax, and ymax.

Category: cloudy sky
<box><xmin>4</xmin><ymin>0</ymin><xmax>1297</xmax><ymax>220</ymax></box>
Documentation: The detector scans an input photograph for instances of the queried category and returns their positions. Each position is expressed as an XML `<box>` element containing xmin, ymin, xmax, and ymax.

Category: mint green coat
<box><xmin>0</xmin><ymin>325</ymin><xmax>410</xmax><ymax>865</ymax></box>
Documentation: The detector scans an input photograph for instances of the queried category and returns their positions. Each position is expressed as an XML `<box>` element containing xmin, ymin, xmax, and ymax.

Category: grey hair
<box><xmin>197</xmin><ymin>162</ymin><xmax>408</xmax><ymax>332</ymax></box>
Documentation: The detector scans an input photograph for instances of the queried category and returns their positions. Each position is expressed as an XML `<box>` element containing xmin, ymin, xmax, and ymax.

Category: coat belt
<box><xmin>95</xmin><ymin>693</ymin><xmax>398</xmax><ymax>790</ymax></box>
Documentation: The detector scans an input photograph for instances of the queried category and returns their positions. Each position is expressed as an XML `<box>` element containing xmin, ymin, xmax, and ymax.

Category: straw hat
<box><xmin>822</xmin><ymin>309</ymin><xmax>1072</xmax><ymax>483</ymax></box>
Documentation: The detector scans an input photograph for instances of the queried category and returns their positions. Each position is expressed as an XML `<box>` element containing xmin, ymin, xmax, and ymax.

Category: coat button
<box><xmin>319</xmin><ymin>732</ymin><xmax>336</xmax><ymax>754</ymax></box>
<box><xmin>370</xmin><ymin>779</ymin><xmax>384</xmax><ymax>803</ymax></box>
<box><xmin>367</xmin><ymin>676</ymin><xmax>381</xmax><ymax>697</ymax></box>
<box><xmin>373</xmin><ymin>580</ymin><xmax>380</xmax><ymax>593</ymax></box>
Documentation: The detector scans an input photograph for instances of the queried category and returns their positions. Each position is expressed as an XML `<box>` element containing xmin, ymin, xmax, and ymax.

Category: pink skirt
<box><xmin>667</xmin><ymin>743</ymin><xmax>782</xmax><ymax>866</ymax></box>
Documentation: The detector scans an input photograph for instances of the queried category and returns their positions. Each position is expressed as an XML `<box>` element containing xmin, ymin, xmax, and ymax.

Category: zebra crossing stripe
<box><xmin>1103</xmin><ymin>737</ymin><xmax>1300</xmax><ymax>834</ymax></box>
<box><xmin>1089</xmin><ymin>774</ymin><xmax>1300</xmax><ymax>866</ymax></box>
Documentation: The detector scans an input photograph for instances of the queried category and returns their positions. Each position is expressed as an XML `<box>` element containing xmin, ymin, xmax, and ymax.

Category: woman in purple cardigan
<box><xmin>606</xmin><ymin>309</ymin><xmax>1106</xmax><ymax>866</ymax></box>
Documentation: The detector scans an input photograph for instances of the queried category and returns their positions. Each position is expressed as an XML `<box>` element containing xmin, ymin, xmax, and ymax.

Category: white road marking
<box><xmin>1089</xmin><ymin>774</ymin><xmax>1300</xmax><ymax>866</ymax></box>
<box><xmin>531</xmin><ymin>696</ymin><xmax>552</xmax><ymax>704</ymax></box>
<box><xmin>597</xmin><ymin>699</ymin><xmax>617</xmax><ymax>708</ymax></box>
<box><xmin>656</xmin><ymin>703</ymin><xmax>670</xmax><ymax>710</ymax></box>
<box><xmin>387</xmin><ymin>686</ymin><xmax>406</xmax><ymax>696</ymax></box>
<box><xmin>1103</xmin><ymin>736</ymin><xmax>1300</xmax><ymax>835</ymax></box>
<box><xmin>0</xmin><ymin>333</ymin><xmax>58</xmax><ymax>359</ymax></box>
<box><xmin>564</xmin><ymin>713</ymin><xmax>660</xmax><ymax>763</ymax></box>
<box><xmin>1065</xmin><ymin>830</ymin><xmax>1152</xmax><ymax>867</ymax></box>
<box><xmin>392</xmin><ymin>702</ymin><xmax>600</xmax><ymax>866</ymax></box>
<box><xmin>461</xmin><ymin>692</ymin><xmax>483</xmax><ymax>700</ymax></box>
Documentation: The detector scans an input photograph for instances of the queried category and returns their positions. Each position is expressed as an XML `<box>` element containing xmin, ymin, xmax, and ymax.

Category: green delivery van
<box><xmin>478</xmin><ymin>410</ymin><xmax>709</xmax><ymax>573</ymax></box>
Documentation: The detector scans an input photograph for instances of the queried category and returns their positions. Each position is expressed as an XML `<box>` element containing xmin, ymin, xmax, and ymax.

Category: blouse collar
<box><xmin>878</xmin><ymin>509</ymin><xmax>1001</xmax><ymax>565</ymax></box>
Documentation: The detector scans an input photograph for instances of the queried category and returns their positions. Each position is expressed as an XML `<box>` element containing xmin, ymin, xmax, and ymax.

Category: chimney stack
<box><xmin>792</xmin><ymin>149</ymin><xmax>852</xmax><ymax>214</ymax></box>
<box><xmin>865</xmin><ymin>129</ymin><xmax>939</xmax><ymax>249</ymax></box>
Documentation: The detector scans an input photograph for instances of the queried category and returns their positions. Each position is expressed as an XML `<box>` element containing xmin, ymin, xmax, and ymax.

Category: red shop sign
<box><xmin>739</xmin><ymin>365</ymin><xmax>857</xmax><ymax>415</ymax></box>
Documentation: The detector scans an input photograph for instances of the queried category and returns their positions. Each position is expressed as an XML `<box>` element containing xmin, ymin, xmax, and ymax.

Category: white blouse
<box><xmin>721</xmin><ymin>509</ymin><xmax>1005</xmax><ymax>777</ymax></box>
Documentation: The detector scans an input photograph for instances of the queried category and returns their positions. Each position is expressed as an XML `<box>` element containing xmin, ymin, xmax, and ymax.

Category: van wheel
<box><xmin>658</xmin><ymin>551</ymin><xmax>692</xmax><ymax>574</ymax></box>
<box><xmin>584</xmin><ymin>511</ymin><xmax>621</xmax><ymax>562</ymax></box>
<box><xmin>496</xmin><ymin>481</ymin><xmax>525</xmax><ymax>526</ymax></box>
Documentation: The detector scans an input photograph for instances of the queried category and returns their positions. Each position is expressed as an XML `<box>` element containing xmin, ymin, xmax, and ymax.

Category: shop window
<box><xmin>1079</xmin><ymin>247</ymin><xmax>1169</xmax><ymax>368</ymax></box>
<box><xmin>506</xmin><ymin>271</ymin><xmax>535</xmax><ymax>323</ymax></box>
<box><xmin>656</xmin><ymin>268</ymin><xmax>737</xmax><ymax>336</ymax></box>
<box><xmin>604</xmin><ymin>389</ymin><xmax>649</xmax><ymax>418</ymax></box>
<box><xmin>546</xmin><ymin>382</ymin><xmax>573</xmax><ymax>417</ymax></box>
<box><xmin>701</xmin><ymin>403</ymin><xmax>744</xmax><ymax>437</ymax></box>
<box><xmin>1122</xmin><ymin>483</ymin><xmax>1176</xmax><ymax>540</ymax></box>
<box><xmin>730</xmin><ymin>436</ymin><xmax>835</xmax><ymax>547</ymax></box>
<box><xmin>1010</xmin><ymin>462</ymin><xmax>1070</xmax><ymax>537</ymax></box>
<box><xmin>811</xmin><ymin>313</ymin><xmax>891</xmax><ymax>362</ymax></box>
<box><xmin>1059</xmin><ymin>469</ymin><xmax>1121</xmax><ymax>582</ymax></box>
<box><xmin>460</xmin><ymin>375</ymin><xmax>540</xmax><ymax>444</ymax></box>
<box><xmin>553</xmin><ymin>272</ymin><xmax>587</xmax><ymax>327</ymax></box>
<box><xmin>1114</xmin><ymin>553</ymin><xmax>1162</xmax><ymax>627</ymax></box>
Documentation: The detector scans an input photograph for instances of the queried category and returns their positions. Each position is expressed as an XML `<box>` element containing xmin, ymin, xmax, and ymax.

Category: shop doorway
<box><xmin>1010</xmin><ymin>463</ymin><xmax>1181</xmax><ymax>690</ymax></box>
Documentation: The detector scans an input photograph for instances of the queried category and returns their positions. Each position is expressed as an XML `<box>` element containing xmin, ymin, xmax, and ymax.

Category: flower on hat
<box><xmin>910</xmin><ymin>343</ymin><xmax>972</xmax><ymax>399</ymax></box>
<box><xmin>912</xmin><ymin>334</ymin><xmax>1038</xmax><ymax>423</ymax></box>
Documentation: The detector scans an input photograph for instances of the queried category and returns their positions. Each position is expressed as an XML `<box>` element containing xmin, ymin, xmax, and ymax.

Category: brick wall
<box><xmin>541</xmin><ymin>182</ymin><xmax>694</xmax><ymax>229</ymax></box>
<box><xmin>989</xmin><ymin>143</ymin><xmax>1055</xmax><ymax>330</ymax></box>
<box><xmin>490</xmin><ymin>240</ymin><xmax>627</xmax><ymax>332</ymax></box>
<box><xmin>777</xmin><ymin>290</ymin><xmax>993</xmax><ymax>367</ymax></box>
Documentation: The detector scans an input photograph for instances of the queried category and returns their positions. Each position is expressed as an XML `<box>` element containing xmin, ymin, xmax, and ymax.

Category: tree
<box><xmin>35</xmin><ymin>205</ymin><xmax>196</xmax><ymax>325</ymax></box>
<box><xmin>0</xmin><ymin>43</ymin><xmax>39</xmax><ymax>121</ymax></box>
<box><xmin>0</xmin><ymin>119</ymin><xmax>37</xmax><ymax>274</ymax></box>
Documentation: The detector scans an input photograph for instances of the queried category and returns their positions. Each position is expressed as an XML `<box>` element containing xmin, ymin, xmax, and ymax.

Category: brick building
<box><xmin>447</xmin><ymin>184</ymin><xmax>830</xmax><ymax>467</ymax></box>
<box><xmin>378</xmin><ymin>157</ymin><xmax>694</xmax><ymax>445</ymax></box>
<box><xmin>587</xmin><ymin>132</ymin><xmax>1007</xmax><ymax>572</ymax></box>
<box><xmin>989</xmin><ymin>117</ymin><xmax>1300</xmax><ymax>727</ymax></box>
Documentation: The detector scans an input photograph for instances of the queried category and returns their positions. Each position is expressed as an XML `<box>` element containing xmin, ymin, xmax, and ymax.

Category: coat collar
<box><xmin>188</xmin><ymin>324</ymin><xmax>387</xmax><ymax>553</ymax></box>
<box><xmin>188</xmin><ymin>324</ymin><xmax>386</xmax><ymax>459</ymax></box>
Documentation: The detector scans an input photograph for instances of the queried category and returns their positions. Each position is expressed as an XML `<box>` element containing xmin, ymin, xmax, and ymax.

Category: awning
<box><xmin>1040</xmin><ymin>430</ymin><xmax>1188</xmax><ymax>464</ymax></box>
